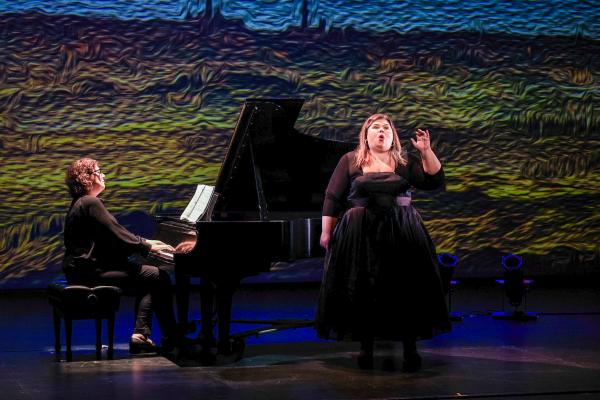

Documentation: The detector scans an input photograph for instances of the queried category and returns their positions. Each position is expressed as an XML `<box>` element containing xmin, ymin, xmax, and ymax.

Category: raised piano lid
<box><xmin>211</xmin><ymin>98</ymin><xmax>355</xmax><ymax>221</ymax></box>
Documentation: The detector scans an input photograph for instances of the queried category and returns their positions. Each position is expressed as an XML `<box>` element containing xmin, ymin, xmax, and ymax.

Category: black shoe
<box><xmin>402</xmin><ymin>351</ymin><xmax>422</xmax><ymax>372</ymax></box>
<box><xmin>357</xmin><ymin>351</ymin><xmax>374</xmax><ymax>370</ymax></box>
<box><xmin>129</xmin><ymin>336</ymin><xmax>157</xmax><ymax>354</ymax></box>
<box><xmin>382</xmin><ymin>357</ymin><xmax>396</xmax><ymax>372</ymax></box>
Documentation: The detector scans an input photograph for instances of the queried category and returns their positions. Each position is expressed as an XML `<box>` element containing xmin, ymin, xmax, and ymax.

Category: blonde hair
<box><xmin>354</xmin><ymin>113</ymin><xmax>406</xmax><ymax>169</ymax></box>
<box><xmin>65</xmin><ymin>158</ymin><xmax>97</xmax><ymax>198</ymax></box>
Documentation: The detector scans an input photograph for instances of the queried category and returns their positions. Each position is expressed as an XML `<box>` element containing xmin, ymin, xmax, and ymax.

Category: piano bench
<box><xmin>48</xmin><ymin>280</ymin><xmax>122</xmax><ymax>362</ymax></box>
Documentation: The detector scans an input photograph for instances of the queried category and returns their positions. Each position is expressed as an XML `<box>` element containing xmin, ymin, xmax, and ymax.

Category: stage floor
<box><xmin>2</xmin><ymin>283</ymin><xmax>600</xmax><ymax>400</ymax></box>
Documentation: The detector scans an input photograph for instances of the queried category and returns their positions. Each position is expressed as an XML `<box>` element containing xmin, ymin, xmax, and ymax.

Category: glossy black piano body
<box><xmin>155</xmin><ymin>98</ymin><xmax>355</xmax><ymax>348</ymax></box>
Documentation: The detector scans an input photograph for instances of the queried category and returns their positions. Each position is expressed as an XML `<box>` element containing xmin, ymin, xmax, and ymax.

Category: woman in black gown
<box><xmin>63</xmin><ymin>157</ymin><xmax>180</xmax><ymax>353</ymax></box>
<box><xmin>316</xmin><ymin>114</ymin><xmax>450</xmax><ymax>371</ymax></box>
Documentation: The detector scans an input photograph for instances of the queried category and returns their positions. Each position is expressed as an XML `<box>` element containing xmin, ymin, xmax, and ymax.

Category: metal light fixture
<box><xmin>437</xmin><ymin>253</ymin><xmax>463</xmax><ymax>321</ymax></box>
<box><xmin>492</xmin><ymin>253</ymin><xmax>537</xmax><ymax>321</ymax></box>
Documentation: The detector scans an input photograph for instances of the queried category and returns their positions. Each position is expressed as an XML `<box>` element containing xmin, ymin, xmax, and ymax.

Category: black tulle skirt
<box><xmin>315</xmin><ymin>205</ymin><xmax>451</xmax><ymax>341</ymax></box>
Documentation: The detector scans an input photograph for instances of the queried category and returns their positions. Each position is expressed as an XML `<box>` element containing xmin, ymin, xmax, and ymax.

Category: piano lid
<box><xmin>211</xmin><ymin>98</ymin><xmax>355</xmax><ymax>221</ymax></box>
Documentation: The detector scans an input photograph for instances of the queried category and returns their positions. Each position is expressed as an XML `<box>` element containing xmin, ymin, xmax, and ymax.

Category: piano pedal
<box><xmin>232</xmin><ymin>337</ymin><xmax>246</xmax><ymax>360</ymax></box>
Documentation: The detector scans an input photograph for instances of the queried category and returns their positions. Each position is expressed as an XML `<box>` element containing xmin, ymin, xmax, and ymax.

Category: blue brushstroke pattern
<box><xmin>1</xmin><ymin>0</ymin><xmax>599</xmax><ymax>38</ymax></box>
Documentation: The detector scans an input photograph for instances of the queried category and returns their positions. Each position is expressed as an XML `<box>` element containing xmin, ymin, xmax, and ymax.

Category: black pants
<box><xmin>98</xmin><ymin>264</ymin><xmax>177</xmax><ymax>339</ymax></box>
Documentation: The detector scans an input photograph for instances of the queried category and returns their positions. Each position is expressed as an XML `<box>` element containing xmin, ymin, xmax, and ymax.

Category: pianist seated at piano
<box><xmin>63</xmin><ymin>157</ymin><xmax>184</xmax><ymax>354</ymax></box>
<box><xmin>316</xmin><ymin>114</ymin><xmax>451</xmax><ymax>371</ymax></box>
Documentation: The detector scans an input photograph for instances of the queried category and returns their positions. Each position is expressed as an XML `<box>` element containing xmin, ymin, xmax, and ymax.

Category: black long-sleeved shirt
<box><xmin>63</xmin><ymin>195</ymin><xmax>151</xmax><ymax>281</ymax></box>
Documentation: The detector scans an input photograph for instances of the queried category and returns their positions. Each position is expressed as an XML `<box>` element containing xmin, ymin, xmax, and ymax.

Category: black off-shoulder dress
<box><xmin>316</xmin><ymin>151</ymin><xmax>451</xmax><ymax>341</ymax></box>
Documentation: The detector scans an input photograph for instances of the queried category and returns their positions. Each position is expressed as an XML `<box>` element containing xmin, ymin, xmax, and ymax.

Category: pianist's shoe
<box><xmin>402</xmin><ymin>340</ymin><xmax>422</xmax><ymax>372</ymax></box>
<box><xmin>357</xmin><ymin>350</ymin><xmax>374</xmax><ymax>370</ymax></box>
<box><xmin>402</xmin><ymin>351</ymin><xmax>422</xmax><ymax>372</ymax></box>
<box><xmin>129</xmin><ymin>334</ymin><xmax>157</xmax><ymax>354</ymax></box>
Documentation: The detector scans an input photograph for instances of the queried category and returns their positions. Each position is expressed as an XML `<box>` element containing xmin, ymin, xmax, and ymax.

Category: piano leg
<box><xmin>216</xmin><ymin>282</ymin><xmax>237</xmax><ymax>352</ymax></box>
<box><xmin>200</xmin><ymin>279</ymin><xmax>217</xmax><ymax>343</ymax></box>
<box><xmin>175</xmin><ymin>269</ymin><xmax>194</xmax><ymax>333</ymax></box>
<box><xmin>200</xmin><ymin>278</ymin><xmax>238</xmax><ymax>353</ymax></box>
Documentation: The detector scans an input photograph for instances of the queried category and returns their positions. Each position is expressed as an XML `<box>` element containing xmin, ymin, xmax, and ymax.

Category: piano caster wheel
<box><xmin>217</xmin><ymin>338</ymin><xmax>246</xmax><ymax>361</ymax></box>
<box><xmin>232</xmin><ymin>338</ymin><xmax>246</xmax><ymax>361</ymax></box>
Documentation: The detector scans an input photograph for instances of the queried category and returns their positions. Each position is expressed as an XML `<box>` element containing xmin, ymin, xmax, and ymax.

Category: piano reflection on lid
<box><xmin>154</xmin><ymin>98</ymin><xmax>355</xmax><ymax>357</ymax></box>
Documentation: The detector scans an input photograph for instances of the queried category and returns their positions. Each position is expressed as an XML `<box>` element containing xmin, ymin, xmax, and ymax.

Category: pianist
<box><xmin>63</xmin><ymin>157</ymin><xmax>180</xmax><ymax>354</ymax></box>
<box><xmin>316</xmin><ymin>114</ymin><xmax>451</xmax><ymax>371</ymax></box>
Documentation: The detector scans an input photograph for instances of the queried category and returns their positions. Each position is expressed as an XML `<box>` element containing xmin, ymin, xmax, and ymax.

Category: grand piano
<box><xmin>155</xmin><ymin>98</ymin><xmax>355</xmax><ymax>353</ymax></box>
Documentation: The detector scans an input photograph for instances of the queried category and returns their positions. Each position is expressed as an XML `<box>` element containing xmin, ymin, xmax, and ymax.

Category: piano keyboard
<box><xmin>157</xmin><ymin>250</ymin><xmax>174</xmax><ymax>262</ymax></box>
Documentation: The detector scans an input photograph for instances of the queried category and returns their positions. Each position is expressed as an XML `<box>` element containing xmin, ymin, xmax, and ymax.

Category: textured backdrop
<box><xmin>0</xmin><ymin>0</ymin><xmax>598</xmax><ymax>288</ymax></box>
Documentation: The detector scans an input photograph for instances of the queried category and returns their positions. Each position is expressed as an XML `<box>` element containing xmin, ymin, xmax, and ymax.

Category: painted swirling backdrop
<box><xmin>0</xmin><ymin>0</ymin><xmax>598</xmax><ymax>289</ymax></box>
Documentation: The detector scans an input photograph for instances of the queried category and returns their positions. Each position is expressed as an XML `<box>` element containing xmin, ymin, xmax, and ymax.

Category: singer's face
<box><xmin>366</xmin><ymin>118</ymin><xmax>393</xmax><ymax>152</ymax></box>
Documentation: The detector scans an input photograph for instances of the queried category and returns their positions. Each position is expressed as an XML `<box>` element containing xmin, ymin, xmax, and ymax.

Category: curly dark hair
<box><xmin>65</xmin><ymin>158</ymin><xmax>97</xmax><ymax>198</ymax></box>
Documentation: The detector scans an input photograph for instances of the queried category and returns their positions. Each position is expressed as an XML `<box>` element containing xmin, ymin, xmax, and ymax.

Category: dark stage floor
<box><xmin>2</xmin><ymin>283</ymin><xmax>600</xmax><ymax>400</ymax></box>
